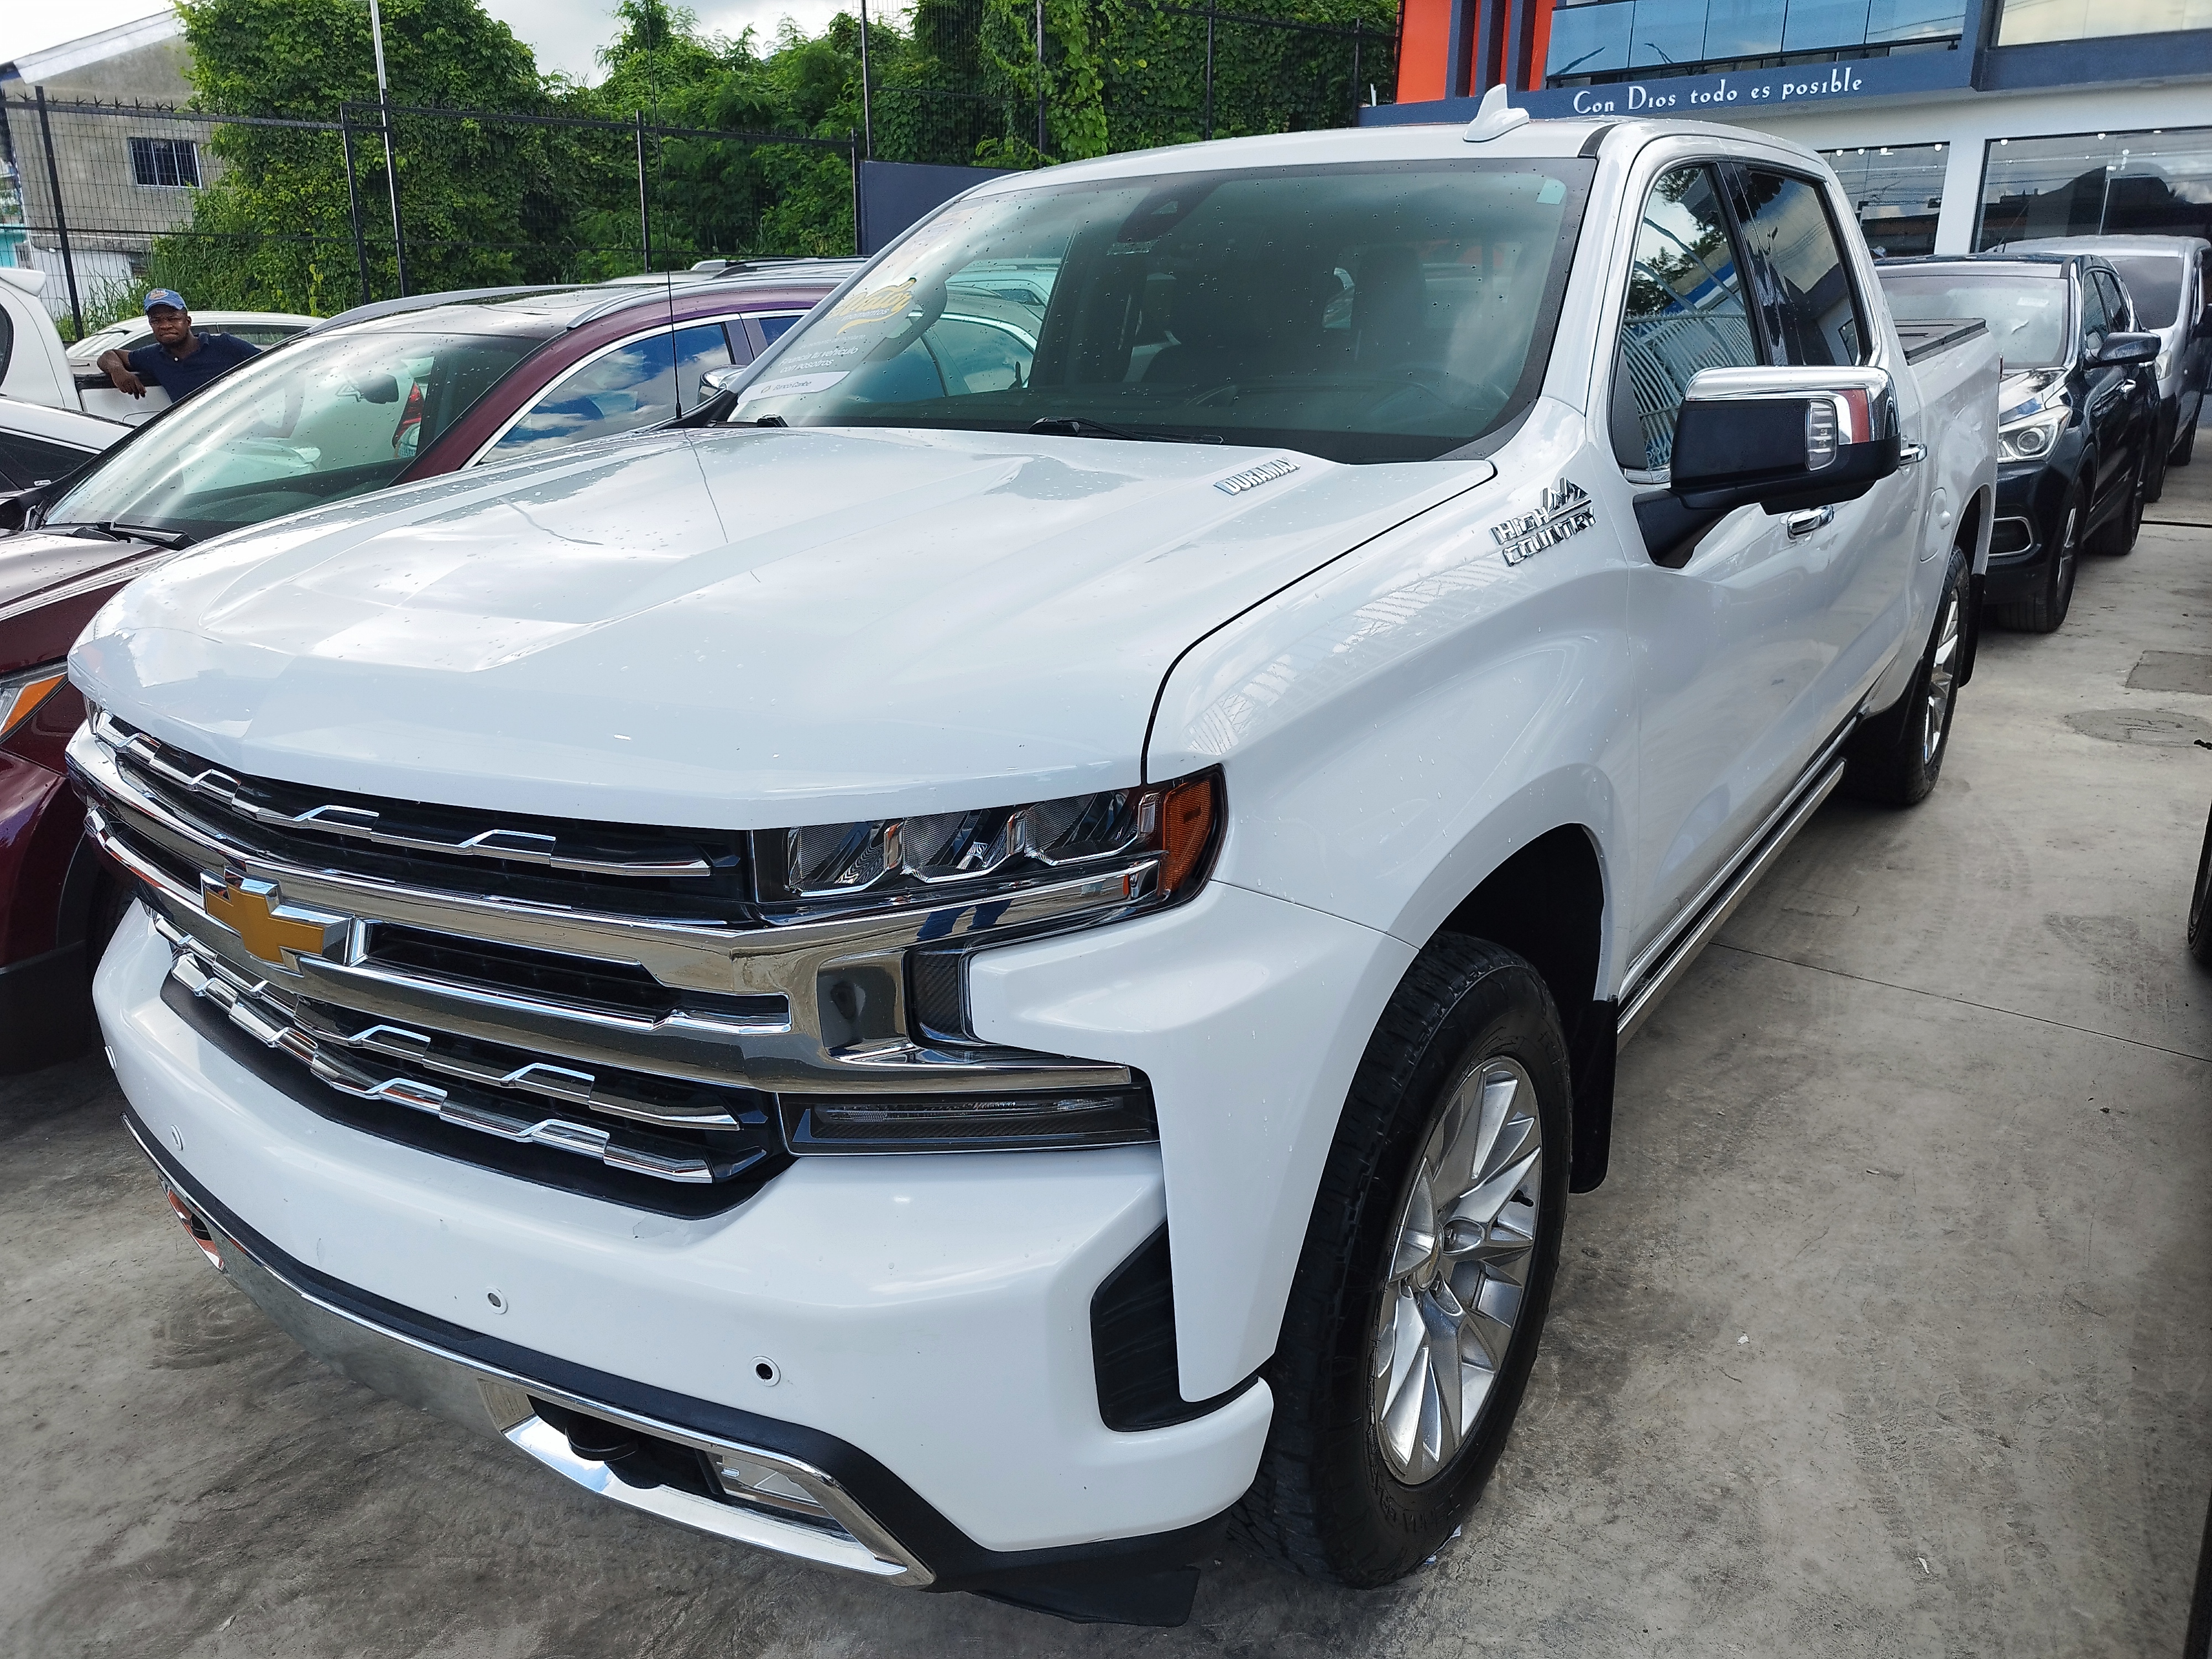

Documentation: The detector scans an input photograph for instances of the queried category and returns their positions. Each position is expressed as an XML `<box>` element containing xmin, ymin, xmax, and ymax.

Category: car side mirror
<box><xmin>2095</xmin><ymin>331</ymin><xmax>2160</xmax><ymax>367</ymax></box>
<box><xmin>670</xmin><ymin>364</ymin><xmax>755</xmax><ymax>428</ymax></box>
<box><xmin>1634</xmin><ymin>366</ymin><xmax>1902</xmax><ymax>568</ymax></box>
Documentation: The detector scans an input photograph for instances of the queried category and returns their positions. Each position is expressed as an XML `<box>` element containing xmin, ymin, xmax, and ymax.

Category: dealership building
<box><xmin>1370</xmin><ymin>0</ymin><xmax>2212</xmax><ymax>258</ymax></box>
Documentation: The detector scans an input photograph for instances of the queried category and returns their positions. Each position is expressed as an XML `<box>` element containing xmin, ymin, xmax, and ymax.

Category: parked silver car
<box><xmin>2008</xmin><ymin>234</ymin><xmax>2211</xmax><ymax>500</ymax></box>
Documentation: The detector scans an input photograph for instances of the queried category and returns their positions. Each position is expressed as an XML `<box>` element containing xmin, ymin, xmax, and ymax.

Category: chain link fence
<box><xmin>0</xmin><ymin>2</ymin><xmax>1392</xmax><ymax>337</ymax></box>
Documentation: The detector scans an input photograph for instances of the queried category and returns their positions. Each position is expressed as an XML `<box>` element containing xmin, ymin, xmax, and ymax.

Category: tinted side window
<box><xmin>2079</xmin><ymin>272</ymin><xmax>2110</xmax><ymax>351</ymax></box>
<box><xmin>0</xmin><ymin>431</ymin><xmax>95</xmax><ymax>489</ymax></box>
<box><xmin>489</xmin><ymin>331</ymin><xmax>683</xmax><ymax>460</ymax></box>
<box><xmin>1731</xmin><ymin>169</ymin><xmax>1867</xmax><ymax>368</ymax></box>
<box><xmin>675</xmin><ymin>322</ymin><xmax>734</xmax><ymax>414</ymax></box>
<box><xmin>2094</xmin><ymin>270</ymin><xmax>2131</xmax><ymax>332</ymax></box>
<box><xmin>0</xmin><ymin>300</ymin><xmax>13</xmax><ymax>385</ymax></box>
<box><xmin>1613</xmin><ymin>164</ymin><xmax>1758</xmax><ymax>471</ymax></box>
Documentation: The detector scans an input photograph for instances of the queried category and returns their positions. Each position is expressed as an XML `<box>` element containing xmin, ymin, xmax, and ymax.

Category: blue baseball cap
<box><xmin>143</xmin><ymin>288</ymin><xmax>186</xmax><ymax>313</ymax></box>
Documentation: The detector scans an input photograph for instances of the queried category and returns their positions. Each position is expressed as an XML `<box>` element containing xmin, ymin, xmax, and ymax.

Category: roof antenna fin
<box><xmin>1464</xmin><ymin>84</ymin><xmax>1531</xmax><ymax>144</ymax></box>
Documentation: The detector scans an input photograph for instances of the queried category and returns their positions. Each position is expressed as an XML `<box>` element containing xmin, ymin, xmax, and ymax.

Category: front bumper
<box><xmin>95</xmin><ymin>906</ymin><xmax>1271</xmax><ymax>1605</ymax></box>
<box><xmin>1988</xmin><ymin>462</ymin><xmax>2065</xmax><ymax>605</ymax></box>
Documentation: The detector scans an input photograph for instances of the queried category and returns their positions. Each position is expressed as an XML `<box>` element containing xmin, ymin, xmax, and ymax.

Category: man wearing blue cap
<box><xmin>96</xmin><ymin>290</ymin><xmax>262</xmax><ymax>404</ymax></box>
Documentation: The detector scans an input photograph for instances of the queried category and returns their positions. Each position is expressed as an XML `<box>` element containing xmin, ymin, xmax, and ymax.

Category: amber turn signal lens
<box><xmin>0</xmin><ymin>669</ymin><xmax>65</xmax><ymax>741</ymax></box>
<box><xmin>1157</xmin><ymin>774</ymin><xmax>1219</xmax><ymax>894</ymax></box>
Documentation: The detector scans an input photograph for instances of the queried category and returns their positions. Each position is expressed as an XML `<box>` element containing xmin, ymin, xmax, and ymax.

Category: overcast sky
<box><xmin>1</xmin><ymin>1</ymin><xmax>850</xmax><ymax>86</ymax></box>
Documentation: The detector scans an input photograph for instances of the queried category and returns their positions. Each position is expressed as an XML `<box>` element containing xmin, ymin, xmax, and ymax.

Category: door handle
<box><xmin>1787</xmin><ymin>505</ymin><xmax>1835</xmax><ymax>538</ymax></box>
<box><xmin>1898</xmin><ymin>443</ymin><xmax>1927</xmax><ymax>466</ymax></box>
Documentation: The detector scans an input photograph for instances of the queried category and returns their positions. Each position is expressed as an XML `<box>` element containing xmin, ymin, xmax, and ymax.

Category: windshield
<box><xmin>1880</xmin><ymin>270</ymin><xmax>2069</xmax><ymax>371</ymax></box>
<box><xmin>45</xmin><ymin>330</ymin><xmax>537</xmax><ymax>541</ymax></box>
<box><xmin>2104</xmin><ymin>255</ymin><xmax>2184</xmax><ymax>330</ymax></box>
<box><xmin>730</xmin><ymin>160</ymin><xmax>1594</xmax><ymax>463</ymax></box>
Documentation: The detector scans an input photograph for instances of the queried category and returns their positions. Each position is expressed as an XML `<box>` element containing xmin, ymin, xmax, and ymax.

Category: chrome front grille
<box><xmin>69</xmin><ymin>712</ymin><xmax>1144</xmax><ymax>1211</ymax></box>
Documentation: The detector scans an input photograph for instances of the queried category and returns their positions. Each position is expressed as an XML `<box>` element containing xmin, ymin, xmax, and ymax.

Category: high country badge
<box><xmin>1491</xmin><ymin>479</ymin><xmax>1594</xmax><ymax>566</ymax></box>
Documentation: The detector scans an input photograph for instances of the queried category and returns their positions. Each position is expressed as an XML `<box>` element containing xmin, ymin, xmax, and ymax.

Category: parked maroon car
<box><xmin>0</xmin><ymin>263</ymin><xmax>854</xmax><ymax>1068</ymax></box>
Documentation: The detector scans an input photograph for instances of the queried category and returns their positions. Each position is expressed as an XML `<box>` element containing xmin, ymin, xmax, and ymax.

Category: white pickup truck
<box><xmin>67</xmin><ymin>100</ymin><xmax>1996</xmax><ymax>1625</ymax></box>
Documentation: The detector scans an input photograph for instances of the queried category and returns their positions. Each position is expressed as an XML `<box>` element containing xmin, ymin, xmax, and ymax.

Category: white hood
<box><xmin>71</xmin><ymin>425</ymin><xmax>1493</xmax><ymax>827</ymax></box>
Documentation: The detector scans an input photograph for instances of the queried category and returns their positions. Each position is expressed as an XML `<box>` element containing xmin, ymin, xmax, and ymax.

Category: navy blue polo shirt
<box><xmin>125</xmin><ymin>331</ymin><xmax>261</xmax><ymax>402</ymax></box>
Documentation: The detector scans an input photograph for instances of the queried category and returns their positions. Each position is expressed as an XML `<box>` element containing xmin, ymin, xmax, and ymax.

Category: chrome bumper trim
<box><xmin>128</xmin><ymin>1116</ymin><xmax>932</xmax><ymax>1587</ymax></box>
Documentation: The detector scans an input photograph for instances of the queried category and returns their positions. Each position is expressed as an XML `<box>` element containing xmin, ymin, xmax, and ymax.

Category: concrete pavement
<box><xmin>3</xmin><ymin>465</ymin><xmax>2209</xmax><ymax>1657</ymax></box>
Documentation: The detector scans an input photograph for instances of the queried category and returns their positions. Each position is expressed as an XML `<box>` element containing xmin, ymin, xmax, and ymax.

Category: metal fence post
<box><xmin>851</xmin><ymin>130</ymin><xmax>864</xmax><ymax>257</ymax></box>
<box><xmin>378</xmin><ymin>89</ymin><xmax>409</xmax><ymax>296</ymax></box>
<box><xmin>1202</xmin><ymin>3</ymin><xmax>1215</xmax><ymax>141</ymax></box>
<box><xmin>32</xmin><ymin>87</ymin><xmax>83</xmax><ymax>339</ymax></box>
<box><xmin>339</xmin><ymin>107</ymin><xmax>371</xmax><ymax>306</ymax></box>
<box><xmin>634</xmin><ymin>109</ymin><xmax>653</xmax><ymax>274</ymax></box>
<box><xmin>1034</xmin><ymin>0</ymin><xmax>1047</xmax><ymax>157</ymax></box>
<box><xmin>1350</xmin><ymin>18</ymin><xmax>1363</xmax><ymax>125</ymax></box>
<box><xmin>858</xmin><ymin>0</ymin><xmax>874</xmax><ymax>160</ymax></box>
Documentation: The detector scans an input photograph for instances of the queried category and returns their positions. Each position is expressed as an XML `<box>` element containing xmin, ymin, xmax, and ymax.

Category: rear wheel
<box><xmin>1235</xmin><ymin>936</ymin><xmax>1569</xmax><ymax>1588</ymax></box>
<box><xmin>1846</xmin><ymin>545</ymin><xmax>1968</xmax><ymax>806</ymax></box>
<box><xmin>1992</xmin><ymin>483</ymin><xmax>2080</xmax><ymax>634</ymax></box>
<box><xmin>2175</xmin><ymin>406</ymin><xmax>2199</xmax><ymax>468</ymax></box>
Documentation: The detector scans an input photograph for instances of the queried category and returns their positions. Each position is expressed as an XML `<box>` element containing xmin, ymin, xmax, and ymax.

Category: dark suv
<box><xmin>0</xmin><ymin>264</ymin><xmax>854</xmax><ymax>1070</ymax></box>
<box><xmin>1879</xmin><ymin>252</ymin><xmax>2159</xmax><ymax>633</ymax></box>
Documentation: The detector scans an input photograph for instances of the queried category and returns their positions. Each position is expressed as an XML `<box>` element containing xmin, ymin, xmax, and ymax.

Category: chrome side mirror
<box><xmin>1636</xmin><ymin>366</ymin><xmax>1901</xmax><ymax>567</ymax></box>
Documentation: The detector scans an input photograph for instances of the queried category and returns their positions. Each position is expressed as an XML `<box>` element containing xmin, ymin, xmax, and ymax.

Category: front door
<box><xmin>1616</xmin><ymin>162</ymin><xmax>1828</xmax><ymax>951</ymax></box>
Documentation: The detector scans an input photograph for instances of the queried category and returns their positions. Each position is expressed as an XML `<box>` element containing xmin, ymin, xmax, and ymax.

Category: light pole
<box><xmin>369</xmin><ymin>0</ymin><xmax>409</xmax><ymax>295</ymax></box>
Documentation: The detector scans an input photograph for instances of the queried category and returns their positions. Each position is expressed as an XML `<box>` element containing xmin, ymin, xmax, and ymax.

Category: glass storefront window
<box><xmin>1978</xmin><ymin>127</ymin><xmax>2212</xmax><ymax>249</ymax></box>
<box><xmin>1546</xmin><ymin>0</ymin><xmax>1965</xmax><ymax>81</ymax></box>
<box><xmin>1827</xmin><ymin>143</ymin><xmax>1950</xmax><ymax>258</ymax></box>
<box><xmin>1997</xmin><ymin>0</ymin><xmax>2212</xmax><ymax>44</ymax></box>
<box><xmin>1550</xmin><ymin>1</ymin><xmax>1633</xmax><ymax>76</ymax></box>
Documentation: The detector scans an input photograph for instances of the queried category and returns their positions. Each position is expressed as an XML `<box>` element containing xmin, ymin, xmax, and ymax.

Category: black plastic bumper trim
<box><xmin>120</xmin><ymin>1102</ymin><xmax>1230</xmax><ymax>1625</ymax></box>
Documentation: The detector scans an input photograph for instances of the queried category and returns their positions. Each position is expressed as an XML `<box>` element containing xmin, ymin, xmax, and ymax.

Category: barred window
<box><xmin>128</xmin><ymin>137</ymin><xmax>200</xmax><ymax>189</ymax></box>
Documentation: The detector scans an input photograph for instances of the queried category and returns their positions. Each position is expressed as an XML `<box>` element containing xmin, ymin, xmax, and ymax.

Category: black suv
<box><xmin>1879</xmin><ymin>252</ymin><xmax>2160</xmax><ymax>633</ymax></box>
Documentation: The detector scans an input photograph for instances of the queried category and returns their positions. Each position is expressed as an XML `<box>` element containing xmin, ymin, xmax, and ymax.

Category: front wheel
<box><xmin>2091</xmin><ymin>454</ymin><xmax>2146</xmax><ymax>556</ymax></box>
<box><xmin>1845</xmin><ymin>545</ymin><xmax>1968</xmax><ymax>806</ymax></box>
<box><xmin>1235</xmin><ymin>937</ymin><xmax>1569</xmax><ymax>1588</ymax></box>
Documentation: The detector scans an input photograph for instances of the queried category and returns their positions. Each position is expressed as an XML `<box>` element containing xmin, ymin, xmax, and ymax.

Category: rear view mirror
<box><xmin>2095</xmin><ymin>331</ymin><xmax>2159</xmax><ymax>367</ymax></box>
<box><xmin>1636</xmin><ymin>366</ymin><xmax>1901</xmax><ymax>568</ymax></box>
<box><xmin>350</xmin><ymin>373</ymin><xmax>400</xmax><ymax>405</ymax></box>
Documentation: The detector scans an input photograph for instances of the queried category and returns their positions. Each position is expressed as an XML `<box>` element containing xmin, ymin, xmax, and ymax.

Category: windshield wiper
<box><xmin>1029</xmin><ymin>416</ymin><xmax>1218</xmax><ymax>445</ymax></box>
<box><xmin>59</xmin><ymin>520</ymin><xmax>194</xmax><ymax>549</ymax></box>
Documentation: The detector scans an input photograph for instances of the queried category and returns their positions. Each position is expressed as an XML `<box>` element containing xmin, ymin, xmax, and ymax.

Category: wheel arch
<box><xmin>1430</xmin><ymin>824</ymin><xmax>1616</xmax><ymax>1193</ymax></box>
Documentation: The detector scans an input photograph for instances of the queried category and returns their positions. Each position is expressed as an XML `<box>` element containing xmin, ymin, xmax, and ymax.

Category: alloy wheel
<box><xmin>1369</xmin><ymin>1057</ymin><xmax>1542</xmax><ymax>1485</ymax></box>
<box><xmin>1920</xmin><ymin>581</ymin><xmax>1962</xmax><ymax>769</ymax></box>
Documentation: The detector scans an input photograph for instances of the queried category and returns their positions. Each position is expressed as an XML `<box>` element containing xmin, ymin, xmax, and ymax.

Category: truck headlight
<box><xmin>752</xmin><ymin>771</ymin><xmax>1222</xmax><ymax>919</ymax></box>
<box><xmin>1999</xmin><ymin>411</ymin><xmax>2065</xmax><ymax>462</ymax></box>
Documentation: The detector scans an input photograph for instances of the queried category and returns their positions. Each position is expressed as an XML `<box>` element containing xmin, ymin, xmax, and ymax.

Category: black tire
<box><xmin>2090</xmin><ymin>454</ymin><xmax>2145</xmax><ymax>556</ymax></box>
<box><xmin>2146</xmin><ymin>422</ymin><xmax>2169</xmax><ymax>503</ymax></box>
<box><xmin>2188</xmin><ymin>801</ymin><xmax>2212</xmax><ymax>968</ymax></box>
<box><xmin>1845</xmin><ymin>544</ymin><xmax>1969</xmax><ymax>807</ymax></box>
<box><xmin>1234</xmin><ymin>936</ymin><xmax>1570</xmax><ymax>1588</ymax></box>
<box><xmin>1991</xmin><ymin>481</ymin><xmax>2081</xmax><ymax>634</ymax></box>
<box><xmin>2175</xmin><ymin>408</ymin><xmax>2199</xmax><ymax>468</ymax></box>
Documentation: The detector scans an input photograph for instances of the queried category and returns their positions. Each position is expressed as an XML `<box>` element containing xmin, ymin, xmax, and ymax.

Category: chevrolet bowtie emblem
<box><xmin>199</xmin><ymin>872</ymin><xmax>348</xmax><ymax>966</ymax></box>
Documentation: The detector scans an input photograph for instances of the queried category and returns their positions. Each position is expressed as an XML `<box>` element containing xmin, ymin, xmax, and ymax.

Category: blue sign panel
<box><xmin>1358</xmin><ymin>43</ymin><xmax>1969</xmax><ymax>128</ymax></box>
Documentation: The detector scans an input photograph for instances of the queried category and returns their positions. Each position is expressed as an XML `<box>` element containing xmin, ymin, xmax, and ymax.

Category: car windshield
<box><xmin>44</xmin><ymin>328</ymin><xmax>537</xmax><ymax>541</ymax></box>
<box><xmin>728</xmin><ymin>160</ymin><xmax>1594</xmax><ymax>463</ymax></box>
<box><xmin>1880</xmin><ymin>270</ymin><xmax>2069</xmax><ymax>371</ymax></box>
<box><xmin>2103</xmin><ymin>255</ymin><xmax>2184</xmax><ymax>330</ymax></box>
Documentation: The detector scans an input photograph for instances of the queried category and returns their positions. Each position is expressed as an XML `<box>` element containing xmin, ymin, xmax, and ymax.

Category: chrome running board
<box><xmin>1616</xmin><ymin>737</ymin><xmax>1853</xmax><ymax>1047</ymax></box>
